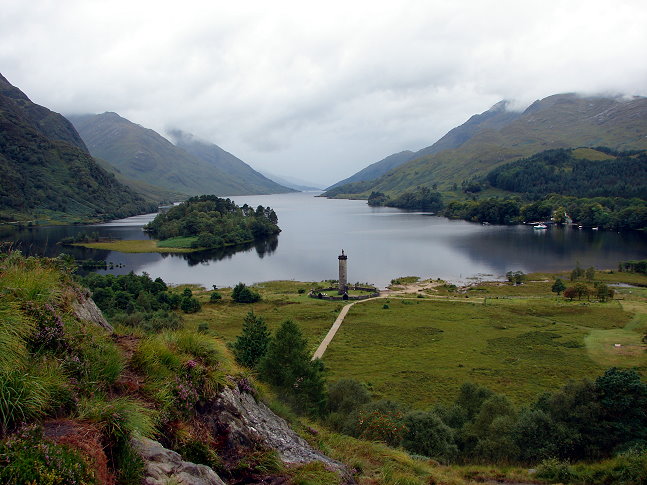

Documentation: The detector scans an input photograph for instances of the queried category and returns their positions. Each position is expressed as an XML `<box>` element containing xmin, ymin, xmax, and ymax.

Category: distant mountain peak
<box><xmin>487</xmin><ymin>100</ymin><xmax>509</xmax><ymax>113</ymax></box>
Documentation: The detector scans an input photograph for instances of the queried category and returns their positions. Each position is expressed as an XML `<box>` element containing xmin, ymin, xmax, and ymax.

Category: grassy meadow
<box><xmin>183</xmin><ymin>272</ymin><xmax>647</xmax><ymax>410</ymax></box>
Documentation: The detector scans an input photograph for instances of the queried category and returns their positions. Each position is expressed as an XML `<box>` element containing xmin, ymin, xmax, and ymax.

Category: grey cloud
<box><xmin>1</xmin><ymin>0</ymin><xmax>646</xmax><ymax>185</ymax></box>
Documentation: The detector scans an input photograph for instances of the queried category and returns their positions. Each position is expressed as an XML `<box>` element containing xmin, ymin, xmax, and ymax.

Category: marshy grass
<box><xmin>322</xmin><ymin>297</ymin><xmax>637</xmax><ymax>406</ymax></box>
<box><xmin>73</xmin><ymin>239</ymin><xmax>195</xmax><ymax>253</ymax></box>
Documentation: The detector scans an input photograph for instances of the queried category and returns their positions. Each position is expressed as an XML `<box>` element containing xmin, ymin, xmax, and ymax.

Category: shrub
<box><xmin>0</xmin><ymin>425</ymin><xmax>96</xmax><ymax>485</ymax></box>
<box><xmin>536</xmin><ymin>458</ymin><xmax>574</xmax><ymax>482</ymax></box>
<box><xmin>258</xmin><ymin>320</ymin><xmax>326</xmax><ymax>416</ymax></box>
<box><xmin>402</xmin><ymin>411</ymin><xmax>457</xmax><ymax>462</ymax></box>
<box><xmin>232</xmin><ymin>283</ymin><xmax>261</xmax><ymax>303</ymax></box>
<box><xmin>210</xmin><ymin>291</ymin><xmax>222</xmax><ymax>302</ymax></box>
<box><xmin>112</xmin><ymin>310</ymin><xmax>182</xmax><ymax>332</ymax></box>
<box><xmin>346</xmin><ymin>400</ymin><xmax>407</xmax><ymax>447</ymax></box>
<box><xmin>180</xmin><ymin>296</ymin><xmax>201</xmax><ymax>313</ymax></box>
<box><xmin>327</xmin><ymin>379</ymin><xmax>371</xmax><ymax>415</ymax></box>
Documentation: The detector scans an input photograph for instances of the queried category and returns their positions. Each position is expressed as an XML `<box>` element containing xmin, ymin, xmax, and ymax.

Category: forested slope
<box><xmin>0</xmin><ymin>74</ymin><xmax>154</xmax><ymax>222</ymax></box>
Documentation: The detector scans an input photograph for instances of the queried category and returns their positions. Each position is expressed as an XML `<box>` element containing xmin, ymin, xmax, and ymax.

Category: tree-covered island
<box><xmin>143</xmin><ymin>195</ymin><xmax>280</xmax><ymax>249</ymax></box>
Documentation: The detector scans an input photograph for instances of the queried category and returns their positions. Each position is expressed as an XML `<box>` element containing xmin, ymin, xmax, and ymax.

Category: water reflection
<box><xmin>175</xmin><ymin>235</ymin><xmax>279</xmax><ymax>266</ymax></box>
<box><xmin>2</xmin><ymin>192</ymin><xmax>646</xmax><ymax>288</ymax></box>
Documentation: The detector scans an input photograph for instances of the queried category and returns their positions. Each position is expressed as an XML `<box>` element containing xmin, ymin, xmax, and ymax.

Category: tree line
<box><xmin>78</xmin><ymin>272</ymin><xmax>201</xmax><ymax>331</ymax></box>
<box><xmin>486</xmin><ymin>148</ymin><xmax>647</xmax><ymax>200</ymax></box>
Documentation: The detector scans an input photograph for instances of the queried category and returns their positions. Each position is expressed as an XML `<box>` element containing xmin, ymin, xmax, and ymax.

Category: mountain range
<box><xmin>324</xmin><ymin>93</ymin><xmax>647</xmax><ymax>198</ymax></box>
<box><xmin>68</xmin><ymin>113</ymin><xmax>293</xmax><ymax>197</ymax></box>
<box><xmin>0</xmin><ymin>73</ymin><xmax>154</xmax><ymax>222</ymax></box>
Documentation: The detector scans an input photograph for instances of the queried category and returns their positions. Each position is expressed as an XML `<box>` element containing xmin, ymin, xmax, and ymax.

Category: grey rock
<box><xmin>131</xmin><ymin>437</ymin><xmax>226</xmax><ymax>485</ymax></box>
<box><xmin>72</xmin><ymin>295</ymin><xmax>113</xmax><ymax>333</ymax></box>
<box><xmin>211</xmin><ymin>387</ymin><xmax>350</xmax><ymax>478</ymax></box>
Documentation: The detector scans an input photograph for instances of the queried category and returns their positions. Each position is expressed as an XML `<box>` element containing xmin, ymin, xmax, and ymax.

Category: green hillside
<box><xmin>0</xmin><ymin>74</ymin><xmax>155</xmax><ymax>223</ymax></box>
<box><xmin>325</xmin><ymin>150</ymin><xmax>416</xmax><ymax>190</ymax></box>
<box><xmin>170</xmin><ymin>130</ymin><xmax>294</xmax><ymax>195</ymax></box>
<box><xmin>325</xmin><ymin>94</ymin><xmax>647</xmax><ymax>198</ymax></box>
<box><xmin>92</xmin><ymin>156</ymin><xmax>187</xmax><ymax>204</ymax></box>
<box><xmin>68</xmin><ymin>113</ymin><xmax>292</xmax><ymax>196</ymax></box>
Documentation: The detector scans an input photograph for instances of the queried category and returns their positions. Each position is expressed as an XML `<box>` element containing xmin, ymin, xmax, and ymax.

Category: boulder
<box><xmin>72</xmin><ymin>294</ymin><xmax>113</xmax><ymax>333</ymax></box>
<box><xmin>131</xmin><ymin>437</ymin><xmax>226</xmax><ymax>485</ymax></box>
<box><xmin>209</xmin><ymin>386</ymin><xmax>350</xmax><ymax>478</ymax></box>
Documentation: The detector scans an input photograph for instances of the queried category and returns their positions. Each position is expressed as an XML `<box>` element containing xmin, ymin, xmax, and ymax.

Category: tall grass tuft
<box><xmin>132</xmin><ymin>337</ymin><xmax>182</xmax><ymax>379</ymax></box>
<box><xmin>0</xmin><ymin>370</ymin><xmax>50</xmax><ymax>435</ymax></box>
<box><xmin>77</xmin><ymin>395</ymin><xmax>156</xmax><ymax>444</ymax></box>
<box><xmin>0</xmin><ymin>300</ymin><xmax>31</xmax><ymax>374</ymax></box>
<box><xmin>0</xmin><ymin>252</ymin><xmax>62</xmax><ymax>303</ymax></box>
<box><xmin>167</xmin><ymin>331</ymin><xmax>221</xmax><ymax>366</ymax></box>
<box><xmin>67</xmin><ymin>322</ymin><xmax>124</xmax><ymax>390</ymax></box>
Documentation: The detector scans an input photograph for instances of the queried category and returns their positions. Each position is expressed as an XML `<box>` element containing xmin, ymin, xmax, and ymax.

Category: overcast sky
<box><xmin>2</xmin><ymin>0</ymin><xmax>646</xmax><ymax>186</ymax></box>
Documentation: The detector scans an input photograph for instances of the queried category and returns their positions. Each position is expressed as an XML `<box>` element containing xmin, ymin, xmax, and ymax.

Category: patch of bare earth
<box><xmin>44</xmin><ymin>418</ymin><xmax>114</xmax><ymax>485</ymax></box>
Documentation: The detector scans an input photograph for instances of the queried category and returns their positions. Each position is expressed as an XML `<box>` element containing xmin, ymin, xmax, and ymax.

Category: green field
<box><xmin>183</xmin><ymin>275</ymin><xmax>647</xmax><ymax>409</ymax></box>
<box><xmin>322</xmin><ymin>297</ymin><xmax>644</xmax><ymax>407</ymax></box>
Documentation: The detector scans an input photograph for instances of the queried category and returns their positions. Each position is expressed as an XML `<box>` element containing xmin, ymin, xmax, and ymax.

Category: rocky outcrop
<box><xmin>209</xmin><ymin>387</ymin><xmax>351</xmax><ymax>479</ymax></box>
<box><xmin>72</xmin><ymin>294</ymin><xmax>113</xmax><ymax>333</ymax></box>
<box><xmin>131</xmin><ymin>437</ymin><xmax>226</xmax><ymax>485</ymax></box>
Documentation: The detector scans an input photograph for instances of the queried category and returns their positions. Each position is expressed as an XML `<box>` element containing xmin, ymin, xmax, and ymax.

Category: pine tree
<box><xmin>258</xmin><ymin>319</ymin><xmax>326</xmax><ymax>416</ymax></box>
<box><xmin>551</xmin><ymin>278</ymin><xmax>566</xmax><ymax>295</ymax></box>
<box><xmin>232</xmin><ymin>311</ymin><xmax>270</xmax><ymax>368</ymax></box>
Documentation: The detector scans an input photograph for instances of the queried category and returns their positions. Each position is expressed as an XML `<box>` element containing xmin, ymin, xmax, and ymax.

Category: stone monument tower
<box><xmin>338</xmin><ymin>249</ymin><xmax>348</xmax><ymax>294</ymax></box>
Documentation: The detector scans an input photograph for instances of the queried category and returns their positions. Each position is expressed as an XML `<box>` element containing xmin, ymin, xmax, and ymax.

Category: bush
<box><xmin>536</xmin><ymin>458</ymin><xmax>575</xmax><ymax>482</ymax></box>
<box><xmin>113</xmin><ymin>310</ymin><xmax>182</xmax><ymax>332</ymax></box>
<box><xmin>258</xmin><ymin>320</ymin><xmax>326</xmax><ymax>416</ymax></box>
<box><xmin>210</xmin><ymin>291</ymin><xmax>222</xmax><ymax>302</ymax></box>
<box><xmin>180</xmin><ymin>295</ymin><xmax>201</xmax><ymax>313</ymax></box>
<box><xmin>0</xmin><ymin>425</ymin><xmax>96</xmax><ymax>485</ymax></box>
<box><xmin>327</xmin><ymin>379</ymin><xmax>371</xmax><ymax>415</ymax></box>
<box><xmin>231</xmin><ymin>283</ymin><xmax>261</xmax><ymax>303</ymax></box>
<box><xmin>402</xmin><ymin>411</ymin><xmax>457</xmax><ymax>462</ymax></box>
<box><xmin>345</xmin><ymin>400</ymin><xmax>407</xmax><ymax>447</ymax></box>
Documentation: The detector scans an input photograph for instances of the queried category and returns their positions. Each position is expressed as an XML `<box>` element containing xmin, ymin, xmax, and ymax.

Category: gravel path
<box><xmin>312</xmin><ymin>299</ymin><xmax>364</xmax><ymax>360</ymax></box>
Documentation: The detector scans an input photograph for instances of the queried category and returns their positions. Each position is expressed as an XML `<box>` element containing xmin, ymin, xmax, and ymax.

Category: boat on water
<box><xmin>533</xmin><ymin>223</ymin><xmax>548</xmax><ymax>230</ymax></box>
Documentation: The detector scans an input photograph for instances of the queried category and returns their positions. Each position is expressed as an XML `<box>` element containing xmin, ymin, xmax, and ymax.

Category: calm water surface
<box><xmin>3</xmin><ymin>192</ymin><xmax>647</xmax><ymax>288</ymax></box>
